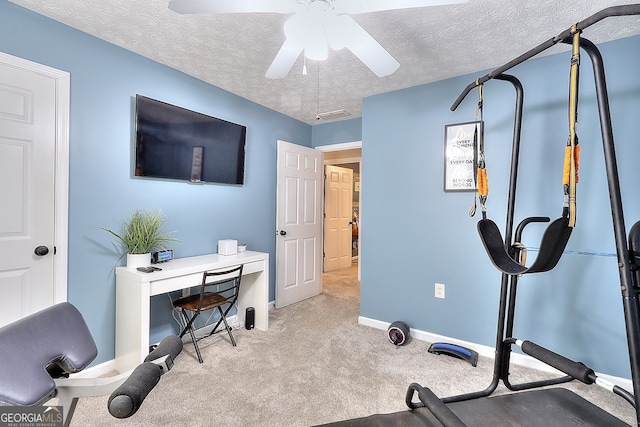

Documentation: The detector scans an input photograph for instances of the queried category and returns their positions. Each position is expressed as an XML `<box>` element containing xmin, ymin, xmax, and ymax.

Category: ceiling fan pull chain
<box><xmin>316</xmin><ymin>62</ymin><xmax>321</xmax><ymax>120</ymax></box>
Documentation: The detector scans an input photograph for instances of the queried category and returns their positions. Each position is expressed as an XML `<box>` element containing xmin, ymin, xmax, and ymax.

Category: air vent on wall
<box><xmin>316</xmin><ymin>109</ymin><xmax>352</xmax><ymax>121</ymax></box>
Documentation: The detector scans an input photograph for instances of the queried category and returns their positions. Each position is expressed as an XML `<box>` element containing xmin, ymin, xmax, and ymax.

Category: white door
<box><xmin>324</xmin><ymin>165</ymin><xmax>353</xmax><ymax>272</ymax></box>
<box><xmin>275</xmin><ymin>140</ymin><xmax>322</xmax><ymax>309</ymax></box>
<box><xmin>0</xmin><ymin>52</ymin><xmax>69</xmax><ymax>327</ymax></box>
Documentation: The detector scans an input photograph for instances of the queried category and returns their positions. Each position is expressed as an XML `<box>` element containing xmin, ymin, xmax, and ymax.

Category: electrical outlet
<box><xmin>435</xmin><ymin>283</ymin><xmax>445</xmax><ymax>299</ymax></box>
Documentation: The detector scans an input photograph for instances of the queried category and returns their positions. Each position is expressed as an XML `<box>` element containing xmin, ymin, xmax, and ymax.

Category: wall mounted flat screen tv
<box><xmin>135</xmin><ymin>95</ymin><xmax>247</xmax><ymax>185</ymax></box>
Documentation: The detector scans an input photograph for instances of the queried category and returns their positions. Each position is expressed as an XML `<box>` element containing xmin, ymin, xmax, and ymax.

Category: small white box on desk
<box><xmin>218</xmin><ymin>239</ymin><xmax>238</xmax><ymax>255</ymax></box>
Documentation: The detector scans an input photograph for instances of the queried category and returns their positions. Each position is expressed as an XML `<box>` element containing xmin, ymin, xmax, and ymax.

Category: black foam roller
<box><xmin>521</xmin><ymin>340</ymin><xmax>595</xmax><ymax>384</ymax></box>
<box><xmin>416</xmin><ymin>385</ymin><xmax>466</xmax><ymax>427</ymax></box>
<box><xmin>107</xmin><ymin>362</ymin><xmax>162</xmax><ymax>418</ymax></box>
<box><xmin>145</xmin><ymin>335</ymin><xmax>183</xmax><ymax>362</ymax></box>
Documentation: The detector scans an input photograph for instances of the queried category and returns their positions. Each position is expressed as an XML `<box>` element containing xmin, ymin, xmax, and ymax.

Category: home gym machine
<box><xmin>0</xmin><ymin>302</ymin><xmax>183</xmax><ymax>426</ymax></box>
<box><xmin>319</xmin><ymin>4</ymin><xmax>640</xmax><ymax>426</ymax></box>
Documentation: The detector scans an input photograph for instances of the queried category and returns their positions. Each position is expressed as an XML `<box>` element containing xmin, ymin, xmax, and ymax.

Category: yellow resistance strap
<box><xmin>564</xmin><ymin>24</ymin><xmax>581</xmax><ymax>228</ymax></box>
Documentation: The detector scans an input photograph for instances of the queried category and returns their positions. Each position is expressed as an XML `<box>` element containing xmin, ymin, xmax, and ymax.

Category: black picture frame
<box><xmin>444</xmin><ymin>121</ymin><xmax>481</xmax><ymax>192</ymax></box>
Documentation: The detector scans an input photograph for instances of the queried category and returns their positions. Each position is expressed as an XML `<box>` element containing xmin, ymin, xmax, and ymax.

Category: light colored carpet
<box><xmin>67</xmin><ymin>262</ymin><xmax>636</xmax><ymax>426</ymax></box>
<box><xmin>320</xmin><ymin>261</ymin><xmax>360</xmax><ymax>303</ymax></box>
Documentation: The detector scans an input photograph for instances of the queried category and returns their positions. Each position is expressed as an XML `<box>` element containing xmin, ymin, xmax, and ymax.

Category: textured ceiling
<box><xmin>8</xmin><ymin>0</ymin><xmax>640</xmax><ymax>124</ymax></box>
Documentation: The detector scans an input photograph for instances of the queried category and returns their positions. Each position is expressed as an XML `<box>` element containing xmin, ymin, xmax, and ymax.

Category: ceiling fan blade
<box><xmin>265</xmin><ymin>37</ymin><xmax>305</xmax><ymax>79</ymax></box>
<box><xmin>336</xmin><ymin>16</ymin><xmax>399</xmax><ymax>77</ymax></box>
<box><xmin>168</xmin><ymin>0</ymin><xmax>295</xmax><ymax>15</ymax></box>
<box><xmin>336</xmin><ymin>0</ymin><xmax>467</xmax><ymax>14</ymax></box>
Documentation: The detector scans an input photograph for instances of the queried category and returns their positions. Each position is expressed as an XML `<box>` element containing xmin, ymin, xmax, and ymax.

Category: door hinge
<box><xmin>54</xmin><ymin>246</ymin><xmax>57</xmax><ymax>255</ymax></box>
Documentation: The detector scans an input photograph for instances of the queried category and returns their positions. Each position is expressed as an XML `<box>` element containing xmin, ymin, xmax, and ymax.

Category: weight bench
<box><xmin>0</xmin><ymin>302</ymin><xmax>182</xmax><ymax>426</ymax></box>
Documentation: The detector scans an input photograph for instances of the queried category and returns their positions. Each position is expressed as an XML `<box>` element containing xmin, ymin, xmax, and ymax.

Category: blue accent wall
<box><xmin>361</xmin><ymin>35</ymin><xmax>640</xmax><ymax>379</ymax></box>
<box><xmin>0</xmin><ymin>1</ymin><xmax>311</xmax><ymax>364</ymax></box>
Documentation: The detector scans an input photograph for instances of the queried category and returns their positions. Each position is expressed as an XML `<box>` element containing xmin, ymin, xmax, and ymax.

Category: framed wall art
<box><xmin>444</xmin><ymin>121</ymin><xmax>480</xmax><ymax>192</ymax></box>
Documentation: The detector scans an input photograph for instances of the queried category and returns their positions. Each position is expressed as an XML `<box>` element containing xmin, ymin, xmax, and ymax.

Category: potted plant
<box><xmin>101</xmin><ymin>209</ymin><xmax>177</xmax><ymax>268</ymax></box>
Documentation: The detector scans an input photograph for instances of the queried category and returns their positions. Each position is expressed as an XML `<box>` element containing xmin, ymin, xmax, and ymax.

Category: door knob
<box><xmin>279</xmin><ymin>230</ymin><xmax>287</xmax><ymax>236</ymax></box>
<box><xmin>34</xmin><ymin>246</ymin><xmax>49</xmax><ymax>256</ymax></box>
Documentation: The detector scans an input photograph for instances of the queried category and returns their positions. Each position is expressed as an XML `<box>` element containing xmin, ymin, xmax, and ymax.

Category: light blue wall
<box><xmin>312</xmin><ymin>117</ymin><xmax>362</xmax><ymax>145</ymax></box>
<box><xmin>0</xmin><ymin>1</ymin><xmax>311</xmax><ymax>364</ymax></box>
<box><xmin>361</xmin><ymin>34</ymin><xmax>640</xmax><ymax>379</ymax></box>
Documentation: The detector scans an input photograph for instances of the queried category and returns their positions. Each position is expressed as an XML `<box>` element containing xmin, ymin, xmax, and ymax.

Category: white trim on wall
<box><xmin>315</xmin><ymin>140</ymin><xmax>362</xmax><ymax>152</ymax></box>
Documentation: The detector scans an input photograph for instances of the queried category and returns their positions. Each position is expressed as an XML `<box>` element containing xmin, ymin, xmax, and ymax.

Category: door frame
<box><xmin>315</xmin><ymin>141</ymin><xmax>362</xmax><ymax>280</ymax></box>
<box><xmin>0</xmin><ymin>51</ymin><xmax>70</xmax><ymax>303</ymax></box>
<box><xmin>323</xmin><ymin>164</ymin><xmax>354</xmax><ymax>272</ymax></box>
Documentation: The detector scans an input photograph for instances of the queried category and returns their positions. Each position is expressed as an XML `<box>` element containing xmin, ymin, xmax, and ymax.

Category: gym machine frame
<box><xmin>421</xmin><ymin>3</ymin><xmax>640</xmax><ymax>423</ymax></box>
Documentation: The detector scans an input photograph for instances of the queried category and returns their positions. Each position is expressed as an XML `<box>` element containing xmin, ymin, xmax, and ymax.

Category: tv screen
<box><xmin>134</xmin><ymin>95</ymin><xmax>246</xmax><ymax>185</ymax></box>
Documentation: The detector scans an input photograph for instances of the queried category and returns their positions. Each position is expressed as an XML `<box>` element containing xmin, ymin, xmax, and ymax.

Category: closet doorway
<box><xmin>316</xmin><ymin>142</ymin><xmax>361</xmax><ymax>283</ymax></box>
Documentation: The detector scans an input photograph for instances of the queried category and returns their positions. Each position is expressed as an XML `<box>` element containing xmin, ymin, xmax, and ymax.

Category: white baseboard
<box><xmin>78</xmin><ymin>313</ymin><xmax>633</xmax><ymax>393</ymax></box>
<box><xmin>358</xmin><ymin>316</ymin><xmax>633</xmax><ymax>392</ymax></box>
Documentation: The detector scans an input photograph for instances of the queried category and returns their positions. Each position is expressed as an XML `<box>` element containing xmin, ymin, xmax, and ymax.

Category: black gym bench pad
<box><xmin>317</xmin><ymin>388</ymin><xmax>627</xmax><ymax>427</ymax></box>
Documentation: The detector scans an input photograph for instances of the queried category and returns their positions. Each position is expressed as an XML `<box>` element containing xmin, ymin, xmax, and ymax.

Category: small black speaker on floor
<box><xmin>245</xmin><ymin>307</ymin><xmax>255</xmax><ymax>330</ymax></box>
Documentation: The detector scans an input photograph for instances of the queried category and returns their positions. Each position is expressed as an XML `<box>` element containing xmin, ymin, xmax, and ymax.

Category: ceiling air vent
<box><xmin>316</xmin><ymin>109</ymin><xmax>352</xmax><ymax>121</ymax></box>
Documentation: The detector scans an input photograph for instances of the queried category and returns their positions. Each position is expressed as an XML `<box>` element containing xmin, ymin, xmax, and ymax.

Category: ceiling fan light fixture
<box><xmin>287</xmin><ymin>7</ymin><xmax>330</xmax><ymax>61</ymax></box>
<box><xmin>324</xmin><ymin>15</ymin><xmax>348</xmax><ymax>50</ymax></box>
<box><xmin>304</xmin><ymin>31</ymin><xmax>329</xmax><ymax>60</ymax></box>
<box><xmin>283</xmin><ymin>15</ymin><xmax>326</xmax><ymax>60</ymax></box>
<box><xmin>170</xmin><ymin>0</ymin><xmax>468</xmax><ymax>79</ymax></box>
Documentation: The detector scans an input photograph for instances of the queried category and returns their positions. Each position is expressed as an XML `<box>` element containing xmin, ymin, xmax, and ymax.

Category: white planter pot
<box><xmin>127</xmin><ymin>253</ymin><xmax>151</xmax><ymax>269</ymax></box>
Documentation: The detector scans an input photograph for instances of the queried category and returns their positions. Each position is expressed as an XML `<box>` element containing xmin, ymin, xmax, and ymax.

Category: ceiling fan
<box><xmin>168</xmin><ymin>0</ymin><xmax>467</xmax><ymax>79</ymax></box>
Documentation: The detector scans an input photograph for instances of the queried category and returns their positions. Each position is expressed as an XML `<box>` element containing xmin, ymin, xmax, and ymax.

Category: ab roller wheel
<box><xmin>387</xmin><ymin>321</ymin><xmax>410</xmax><ymax>345</ymax></box>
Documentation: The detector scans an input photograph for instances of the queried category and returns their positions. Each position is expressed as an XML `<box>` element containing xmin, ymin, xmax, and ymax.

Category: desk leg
<box><xmin>115</xmin><ymin>277</ymin><xmax>151</xmax><ymax>372</ymax></box>
<box><xmin>237</xmin><ymin>259</ymin><xmax>268</xmax><ymax>331</ymax></box>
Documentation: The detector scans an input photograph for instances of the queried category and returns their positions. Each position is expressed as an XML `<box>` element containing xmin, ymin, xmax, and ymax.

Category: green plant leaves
<box><xmin>100</xmin><ymin>209</ymin><xmax>177</xmax><ymax>254</ymax></box>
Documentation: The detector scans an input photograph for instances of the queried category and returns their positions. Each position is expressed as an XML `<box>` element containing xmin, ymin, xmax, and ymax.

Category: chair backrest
<box><xmin>197</xmin><ymin>264</ymin><xmax>244</xmax><ymax>311</ymax></box>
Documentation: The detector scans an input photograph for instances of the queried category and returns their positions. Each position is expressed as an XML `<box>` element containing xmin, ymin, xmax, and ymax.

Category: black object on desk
<box><xmin>137</xmin><ymin>266</ymin><xmax>162</xmax><ymax>273</ymax></box>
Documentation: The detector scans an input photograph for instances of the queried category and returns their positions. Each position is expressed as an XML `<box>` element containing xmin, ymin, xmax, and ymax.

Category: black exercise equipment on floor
<box><xmin>428</xmin><ymin>343</ymin><xmax>478</xmax><ymax>367</ymax></box>
<box><xmin>0</xmin><ymin>302</ymin><xmax>182</xmax><ymax>426</ymax></box>
<box><xmin>388</xmin><ymin>321</ymin><xmax>411</xmax><ymax>345</ymax></box>
<box><xmin>320</xmin><ymin>388</ymin><xmax>628</xmax><ymax>427</ymax></box>
<box><xmin>318</xmin><ymin>5</ymin><xmax>640</xmax><ymax>426</ymax></box>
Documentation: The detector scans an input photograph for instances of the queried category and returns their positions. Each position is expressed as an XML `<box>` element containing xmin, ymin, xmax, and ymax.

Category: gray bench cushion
<box><xmin>0</xmin><ymin>302</ymin><xmax>97</xmax><ymax>406</ymax></box>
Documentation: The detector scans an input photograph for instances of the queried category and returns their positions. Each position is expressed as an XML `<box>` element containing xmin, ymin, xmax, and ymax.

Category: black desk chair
<box><xmin>174</xmin><ymin>265</ymin><xmax>243</xmax><ymax>363</ymax></box>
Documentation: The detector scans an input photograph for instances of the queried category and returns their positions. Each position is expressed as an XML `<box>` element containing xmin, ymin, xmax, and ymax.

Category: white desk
<box><xmin>115</xmin><ymin>251</ymin><xmax>269</xmax><ymax>372</ymax></box>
